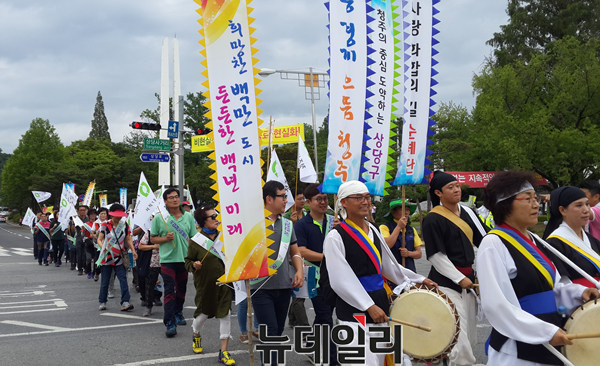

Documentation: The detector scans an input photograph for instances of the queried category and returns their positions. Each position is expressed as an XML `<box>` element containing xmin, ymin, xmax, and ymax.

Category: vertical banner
<box><xmin>133</xmin><ymin>172</ymin><xmax>160</xmax><ymax>232</ymax></box>
<box><xmin>266</xmin><ymin>150</ymin><xmax>295</xmax><ymax>211</ymax></box>
<box><xmin>119</xmin><ymin>188</ymin><xmax>128</xmax><ymax>210</ymax></box>
<box><xmin>58</xmin><ymin>184</ymin><xmax>78</xmax><ymax>229</ymax></box>
<box><xmin>361</xmin><ymin>0</ymin><xmax>396</xmax><ymax>196</ymax></box>
<box><xmin>196</xmin><ymin>0</ymin><xmax>271</xmax><ymax>283</ymax></box>
<box><xmin>393</xmin><ymin>0</ymin><xmax>439</xmax><ymax>185</ymax></box>
<box><xmin>82</xmin><ymin>182</ymin><xmax>96</xmax><ymax>207</ymax></box>
<box><xmin>297</xmin><ymin>136</ymin><xmax>318</xmax><ymax>183</ymax></box>
<box><xmin>99</xmin><ymin>194</ymin><xmax>108</xmax><ymax>208</ymax></box>
<box><xmin>64</xmin><ymin>183</ymin><xmax>75</xmax><ymax>193</ymax></box>
<box><xmin>322</xmin><ymin>0</ymin><xmax>368</xmax><ymax>194</ymax></box>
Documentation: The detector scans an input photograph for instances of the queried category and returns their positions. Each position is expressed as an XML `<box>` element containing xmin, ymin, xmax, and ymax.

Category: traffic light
<box><xmin>196</xmin><ymin>127</ymin><xmax>212</xmax><ymax>135</ymax></box>
<box><xmin>131</xmin><ymin>122</ymin><xmax>162</xmax><ymax>130</ymax></box>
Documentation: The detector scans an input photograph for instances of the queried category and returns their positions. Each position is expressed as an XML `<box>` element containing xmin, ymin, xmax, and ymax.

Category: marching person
<box><xmin>150</xmin><ymin>188</ymin><xmax>197</xmax><ymax>338</ymax></box>
<box><xmin>294</xmin><ymin>183</ymin><xmax>338</xmax><ymax>364</ymax></box>
<box><xmin>49</xmin><ymin>208</ymin><xmax>65</xmax><ymax>267</ymax></box>
<box><xmin>477</xmin><ymin>171</ymin><xmax>599</xmax><ymax>365</ymax></box>
<box><xmin>252</xmin><ymin>180</ymin><xmax>304</xmax><ymax>366</ymax></box>
<box><xmin>185</xmin><ymin>205</ymin><xmax>235</xmax><ymax>365</ymax></box>
<box><xmin>34</xmin><ymin>212</ymin><xmax>52</xmax><ymax>266</ymax></box>
<box><xmin>380</xmin><ymin>199</ymin><xmax>423</xmax><ymax>273</ymax></box>
<box><xmin>69</xmin><ymin>205</ymin><xmax>89</xmax><ymax>274</ymax></box>
<box><xmin>542</xmin><ymin>186</ymin><xmax>600</xmax><ymax>287</ymax></box>
<box><xmin>422</xmin><ymin>171</ymin><xmax>488</xmax><ymax>366</ymax></box>
<box><xmin>97</xmin><ymin>204</ymin><xmax>137</xmax><ymax>312</ymax></box>
<box><xmin>323</xmin><ymin>180</ymin><xmax>435</xmax><ymax>366</ymax></box>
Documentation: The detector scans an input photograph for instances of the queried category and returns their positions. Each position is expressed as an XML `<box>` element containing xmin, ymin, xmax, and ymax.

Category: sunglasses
<box><xmin>208</xmin><ymin>213</ymin><xmax>219</xmax><ymax>220</ymax></box>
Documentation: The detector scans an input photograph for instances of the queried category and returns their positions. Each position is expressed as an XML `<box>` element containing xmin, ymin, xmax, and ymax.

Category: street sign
<box><xmin>140</xmin><ymin>153</ymin><xmax>171</xmax><ymax>163</ymax></box>
<box><xmin>143</xmin><ymin>138</ymin><xmax>171</xmax><ymax>151</ymax></box>
<box><xmin>167</xmin><ymin>120</ymin><xmax>179</xmax><ymax>139</ymax></box>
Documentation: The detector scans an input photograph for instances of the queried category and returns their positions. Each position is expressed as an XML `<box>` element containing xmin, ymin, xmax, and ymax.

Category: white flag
<box><xmin>22</xmin><ymin>208</ymin><xmax>36</xmax><ymax>227</ymax></box>
<box><xmin>266</xmin><ymin>149</ymin><xmax>295</xmax><ymax>211</ymax></box>
<box><xmin>58</xmin><ymin>184</ymin><xmax>78</xmax><ymax>229</ymax></box>
<box><xmin>297</xmin><ymin>136</ymin><xmax>318</xmax><ymax>183</ymax></box>
<box><xmin>133</xmin><ymin>172</ymin><xmax>160</xmax><ymax>233</ymax></box>
<box><xmin>32</xmin><ymin>191</ymin><xmax>51</xmax><ymax>203</ymax></box>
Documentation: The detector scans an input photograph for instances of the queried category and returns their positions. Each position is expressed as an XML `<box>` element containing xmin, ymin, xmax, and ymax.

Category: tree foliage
<box><xmin>89</xmin><ymin>91</ymin><xmax>111</xmax><ymax>141</ymax></box>
<box><xmin>488</xmin><ymin>0</ymin><xmax>600</xmax><ymax>66</ymax></box>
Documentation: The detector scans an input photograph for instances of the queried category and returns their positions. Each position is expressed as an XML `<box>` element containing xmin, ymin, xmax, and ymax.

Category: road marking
<box><xmin>11</xmin><ymin>248</ymin><xmax>32</xmax><ymax>256</ymax></box>
<box><xmin>0</xmin><ymin>307</ymin><xmax>66</xmax><ymax>315</ymax></box>
<box><xmin>477</xmin><ymin>323</ymin><xmax>491</xmax><ymax>328</ymax></box>
<box><xmin>0</xmin><ymin>299</ymin><xmax>58</xmax><ymax>305</ymax></box>
<box><xmin>0</xmin><ymin>290</ymin><xmax>46</xmax><ymax>297</ymax></box>
<box><xmin>0</xmin><ymin>249</ymin><xmax>10</xmax><ymax>256</ymax></box>
<box><xmin>2</xmin><ymin>320</ymin><xmax>70</xmax><ymax>331</ymax></box>
<box><xmin>101</xmin><ymin>313</ymin><xmax>156</xmax><ymax>321</ymax></box>
<box><xmin>0</xmin><ymin>318</ymin><xmax>163</xmax><ymax>338</ymax></box>
<box><xmin>109</xmin><ymin>350</ymin><xmax>246</xmax><ymax>366</ymax></box>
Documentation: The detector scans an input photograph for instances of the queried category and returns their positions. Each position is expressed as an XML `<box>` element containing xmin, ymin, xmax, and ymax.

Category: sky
<box><xmin>0</xmin><ymin>0</ymin><xmax>509</xmax><ymax>154</ymax></box>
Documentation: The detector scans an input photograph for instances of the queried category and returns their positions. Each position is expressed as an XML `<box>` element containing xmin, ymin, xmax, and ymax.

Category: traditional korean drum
<box><xmin>389</xmin><ymin>284</ymin><xmax>460</xmax><ymax>363</ymax></box>
<box><xmin>563</xmin><ymin>299</ymin><xmax>600</xmax><ymax>366</ymax></box>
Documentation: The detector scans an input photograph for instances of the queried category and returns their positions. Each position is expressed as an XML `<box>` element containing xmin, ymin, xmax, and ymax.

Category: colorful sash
<box><xmin>36</xmin><ymin>222</ymin><xmax>51</xmax><ymax>241</ymax></box>
<box><xmin>167</xmin><ymin>215</ymin><xmax>189</xmax><ymax>241</ymax></box>
<box><xmin>51</xmin><ymin>223</ymin><xmax>62</xmax><ymax>237</ymax></box>
<box><xmin>190</xmin><ymin>232</ymin><xmax>225</xmax><ymax>263</ymax></box>
<box><xmin>96</xmin><ymin>221</ymin><xmax>126</xmax><ymax>266</ymax></box>
<box><xmin>250</xmin><ymin>217</ymin><xmax>293</xmax><ymax>285</ymax></box>
<box><xmin>82</xmin><ymin>221</ymin><xmax>95</xmax><ymax>235</ymax></box>
<box><xmin>490</xmin><ymin>227</ymin><xmax>555</xmax><ymax>288</ymax></box>
<box><xmin>431</xmin><ymin>205</ymin><xmax>474</xmax><ymax>244</ymax></box>
<box><xmin>340</xmin><ymin>220</ymin><xmax>382</xmax><ymax>275</ymax></box>
<box><xmin>548</xmin><ymin>234</ymin><xmax>600</xmax><ymax>275</ymax></box>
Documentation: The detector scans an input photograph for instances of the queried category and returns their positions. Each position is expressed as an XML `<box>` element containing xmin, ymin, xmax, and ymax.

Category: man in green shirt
<box><xmin>151</xmin><ymin>188</ymin><xmax>197</xmax><ymax>338</ymax></box>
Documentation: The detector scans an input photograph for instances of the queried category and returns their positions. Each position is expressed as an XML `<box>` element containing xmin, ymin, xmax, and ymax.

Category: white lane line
<box><xmin>109</xmin><ymin>350</ymin><xmax>246</xmax><ymax>366</ymax></box>
<box><xmin>0</xmin><ymin>318</ymin><xmax>163</xmax><ymax>338</ymax></box>
<box><xmin>101</xmin><ymin>313</ymin><xmax>156</xmax><ymax>321</ymax></box>
<box><xmin>0</xmin><ymin>308</ymin><xmax>66</xmax><ymax>315</ymax></box>
<box><xmin>0</xmin><ymin>299</ymin><xmax>59</xmax><ymax>305</ymax></box>
<box><xmin>0</xmin><ymin>290</ymin><xmax>46</xmax><ymax>297</ymax></box>
<box><xmin>2</xmin><ymin>320</ymin><xmax>70</xmax><ymax>331</ymax></box>
<box><xmin>477</xmin><ymin>323</ymin><xmax>491</xmax><ymax>328</ymax></box>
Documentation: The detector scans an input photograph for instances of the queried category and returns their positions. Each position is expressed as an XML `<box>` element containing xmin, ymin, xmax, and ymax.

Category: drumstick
<box><xmin>388</xmin><ymin>317</ymin><xmax>431</xmax><ymax>332</ymax></box>
<box><xmin>567</xmin><ymin>332</ymin><xmax>600</xmax><ymax>340</ymax></box>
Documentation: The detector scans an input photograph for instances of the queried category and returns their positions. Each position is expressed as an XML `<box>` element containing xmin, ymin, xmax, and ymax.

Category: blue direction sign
<box><xmin>140</xmin><ymin>153</ymin><xmax>170</xmax><ymax>163</ymax></box>
<box><xmin>167</xmin><ymin>120</ymin><xmax>179</xmax><ymax>139</ymax></box>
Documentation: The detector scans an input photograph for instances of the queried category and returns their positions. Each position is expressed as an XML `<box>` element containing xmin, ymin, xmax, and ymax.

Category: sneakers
<box><xmin>87</xmin><ymin>273</ymin><xmax>93</xmax><ymax>279</ymax></box>
<box><xmin>94</xmin><ymin>274</ymin><xmax>99</xmax><ymax>281</ymax></box>
<box><xmin>175</xmin><ymin>313</ymin><xmax>187</xmax><ymax>325</ymax></box>
<box><xmin>252</xmin><ymin>330</ymin><xmax>259</xmax><ymax>339</ymax></box>
<box><xmin>192</xmin><ymin>334</ymin><xmax>203</xmax><ymax>354</ymax></box>
<box><xmin>218</xmin><ymin>350</ymin><xmax>236</xmax><ymax>365</ymax></box>
<box><xmin>239</xmin><ymin>334</ymin><xmax>249</xmax><ymax>344</ymax></box>
<box><xmin>121</xmin><ymin>302</ymin><xmax>134</xmax><ymax>311</ymax></box>
<box><xmin>108</xmin><ymin>292</ymin><xmax>115</xmax><ymax>299</ymax></box>
<box><xmin>99</xmin><ymin>303</ymin><xmax>107</xmax><ymax>311</ymax></box>
<box><xmin>142</xmin><ymin>307</ymin><xmax>152</xmax><ymax>317</ymax></box>
<box><xmin>165</xmin><ymin>323</ymin><xmax>177</xmax><ymax>338</ymax></box>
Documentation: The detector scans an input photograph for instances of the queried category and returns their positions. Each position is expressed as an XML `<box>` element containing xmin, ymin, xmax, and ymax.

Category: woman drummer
<box><xmin>184</xmin><ymin>205</ymin><xmax>235</xmax><ymax>365</ymax></box>
<box><xmin>541</xmin><ymin>186</ymin><xmax>600</xmax><ymax>288</ymax></box>
<box><xmin>476</xmin><ymin>171</ymin><xmax>599</xmax><ymax>365</ymax></box>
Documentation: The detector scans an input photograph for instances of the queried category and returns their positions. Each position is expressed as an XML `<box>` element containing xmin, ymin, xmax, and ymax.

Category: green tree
<box><xmin>488</xmin><ymin>0</ymin><xmax>600</xmax><ymax>65</ymax></box>
<box><xmin>1</xmin><ymin>118</ymin><xmax>64</xmax><ymax>211</ymax></box>
<box><xmin>89</xmin><ymin>91</ymin><xmax>111</xmax><ymax>141</ymax></box>
<box><xmin>430</xmin><ymin>102</ymin><xmax>475</xmax><ymax>171</ymax></box>
<box><xmin>471</xmin><ymin>37</ymin><xmax>600</xmax><ymax>186</ymax></box>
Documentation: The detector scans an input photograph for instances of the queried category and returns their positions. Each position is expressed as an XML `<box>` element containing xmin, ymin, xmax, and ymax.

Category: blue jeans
<box><xmin>99</xmin><ymin>264</ymin><xmax>130</xmax><ymax>304</ymax></box>
<box><xmin>237</xmin><ymin>298</ymin><xmax>259</xmax><ymax>334</ymax></box>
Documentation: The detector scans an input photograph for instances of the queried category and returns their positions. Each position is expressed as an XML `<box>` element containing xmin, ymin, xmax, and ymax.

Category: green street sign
<box><xmin>143</xmin><ymin>138</ymin><xmax>171</xmax><ymax>151</ymax></box>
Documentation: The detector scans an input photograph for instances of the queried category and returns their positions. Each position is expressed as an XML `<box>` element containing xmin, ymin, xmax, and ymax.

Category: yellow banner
<box><xmin>191</xmin><ymin>124</ymin><xmax>305</xmax><ymax>152</ymax></box>
<box><xmin>99</xmin><ymin>194</ymin><xmax>108</xmax><ymax>208</ymax></box>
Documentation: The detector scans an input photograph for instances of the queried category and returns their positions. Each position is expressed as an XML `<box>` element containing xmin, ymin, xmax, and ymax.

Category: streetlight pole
<box><xmin>258</xmin><ymin>67</ymin><xmax>328</xmax><ymax>173</ymax></box>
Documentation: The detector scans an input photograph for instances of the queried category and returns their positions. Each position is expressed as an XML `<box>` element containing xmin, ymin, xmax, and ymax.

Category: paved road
<box><xmin>0</xmin><ymin>222</ymin><xmax>488</xmax><ymax>365</ymax></box>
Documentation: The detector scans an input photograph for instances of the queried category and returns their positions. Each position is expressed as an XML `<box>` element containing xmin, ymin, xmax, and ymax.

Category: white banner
<box><xmin>322</xmin><ymin>0</ymin><xmax>368</xmax><ymax>193</ymax></box>
<box><xmin>198</xmin><ymin>0</ymin><xmax>269</xmax><ymax>283</ymax></box>
<box><xmin>82</xmin><ymin>182</ymin><xmax>96</xmax><ymax>207</ymax></box>
<box><xmin>22</xmin><ymin>208</ymin><xmax>36</xmax><ymax>227</ymax></box>
<box><xmin>133</xmin><ymin>172</ymin><xmax>160</xmax><ymax>233</ymax></box>
<box><xmin>58</xmin><ymin>184</ymin><xmax>78</xmax><ymax>229</ymax></box>
<box><xmin>297</xmin><ymin>136</ymin><xmax>318</xmax><ymax>183</ymax></box>
<box><xmin>361</xmin><ymin>0</ymin><xmax>395</xmax><ymax>196</ymax></box>
<box><xmin>119</xmin><ymin>188</ymin><xmax>128</xmax><ymax>210</ymax></box>
<box><xmin>394</xmin><ymin>0</ymin><xmax>438</xmax><ymax>185</ymax></box>
<box><xmin>32</xmin><ymin>191</ymin><xmax>51</xmax><ymax>203</ymax></box>
<box><xmin>266</xmin><ymin>149</ymin><xmax>295</xmax><ymax>211</ymax></box>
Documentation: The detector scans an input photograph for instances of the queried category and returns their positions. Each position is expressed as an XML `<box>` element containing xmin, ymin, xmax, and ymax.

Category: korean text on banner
<box><xmin>394</xmin><ymin>0</ymin><xmax>440</xmax><ymax>185</ymax></box>
<box><xmin>191</xmin><ymin>124</ymin><xmax>305</xmax><ymax>153</ymax></box>
<box><xmin>82</xmin><ymin>182</ymin><xmax>96</xmax><ymax>207</ymax></box>
<box><xmin>197</xmin><ymin>0</ymin><xmax>271</xmax><ymax>283</ymax></box>
<box><xmin>99</xmin><ymin>194</ymin><xmax>108</xmax><ymax>208</ymax></box>
<box><xmin>297</xmin><ymin>136</ymin><xmax>318</xmax><ymax>183</ymax></box>
<box><xmin>322</xmin><ymin>0</ymin><xmax>368</xmax><ymax>194</ymax></box>
<box><xmin>133</xmin><ymin>172</ymin><xmax>160</xmax><ymax>232</ymax></box>
<box><xmin>361</xmin><ymin>0</ymin><xmax>395</xmax><ymax>196</ymax></box>
<box><xmin>267</xmin><ymin>150</ymin><xmax>295</xmax><ymax>211</ymax></box>
<box><xmin>119</xmin><ymin>188</ymin><xmax>128</xmax><ymax>210</ymax></box>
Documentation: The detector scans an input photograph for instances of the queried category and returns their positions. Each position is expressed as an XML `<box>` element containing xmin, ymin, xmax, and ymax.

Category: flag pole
<box><xmin>246</xmin><ymin>279</ymin><xmax>255</xmax><ymax>365</ymax></box>
<box><xmin>401</xmin><ymin>185</ymin><xmax>406</xmax><ymax>268</ymax></box>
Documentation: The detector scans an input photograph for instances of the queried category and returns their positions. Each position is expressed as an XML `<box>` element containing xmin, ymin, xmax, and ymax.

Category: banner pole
<box><xmin>401</xmin><ymin>186</ymin><xmax>406</xmax><ymax>268</ymax></box>
<box><xmin>246</xmin><ymin>279</ymin><xmax>255</xmax><ymax>365</ymax></box>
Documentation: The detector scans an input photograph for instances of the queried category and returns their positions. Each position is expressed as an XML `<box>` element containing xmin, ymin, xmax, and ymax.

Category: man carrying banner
<box><xmin>422</xmin><ymin>171</ymin><xmax>488</xmax><ymax>366</ymax></box>
<box><xmin>150</xmin><ymin>188</ymin><xmax>197</xmax><ymax>338</ymax></box>
<box><xmin>295</xmin><ymin>183</ymin><xmax>338</xmax><ymax>364</ymax></box>
<box><xmin>49</xmin><ymin>208</ymin><xmax>65</xmax><ymax>267</ymax></box>
<box><xmin>68</xmin><ymin>205</ymin><xmax>89</xmax><ymax>274</ymax></box>
<box><xmin>31</xmin><ymin>212</ymin><xmax>42</xmax><ymax>261</ymax></box>
<box><xmin>252</xmin><ymin>180</ymin><xmax>304</xmax><ymax>366</ymax></box>
<box><xmin>323</xmin><ymin>181</ymin><xmax>435</xmax><ymax>365</ymax></box>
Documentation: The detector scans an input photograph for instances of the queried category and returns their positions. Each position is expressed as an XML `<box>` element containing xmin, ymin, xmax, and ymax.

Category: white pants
<box><xmin>441</xmin><ymin>286</ymin><xmax>477</xmax><ymax>366</ymax></box>
<box><xmin>192</xmin><ymin>312</ymin><xmax>231</xmax><ymax>340</ymax></box>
